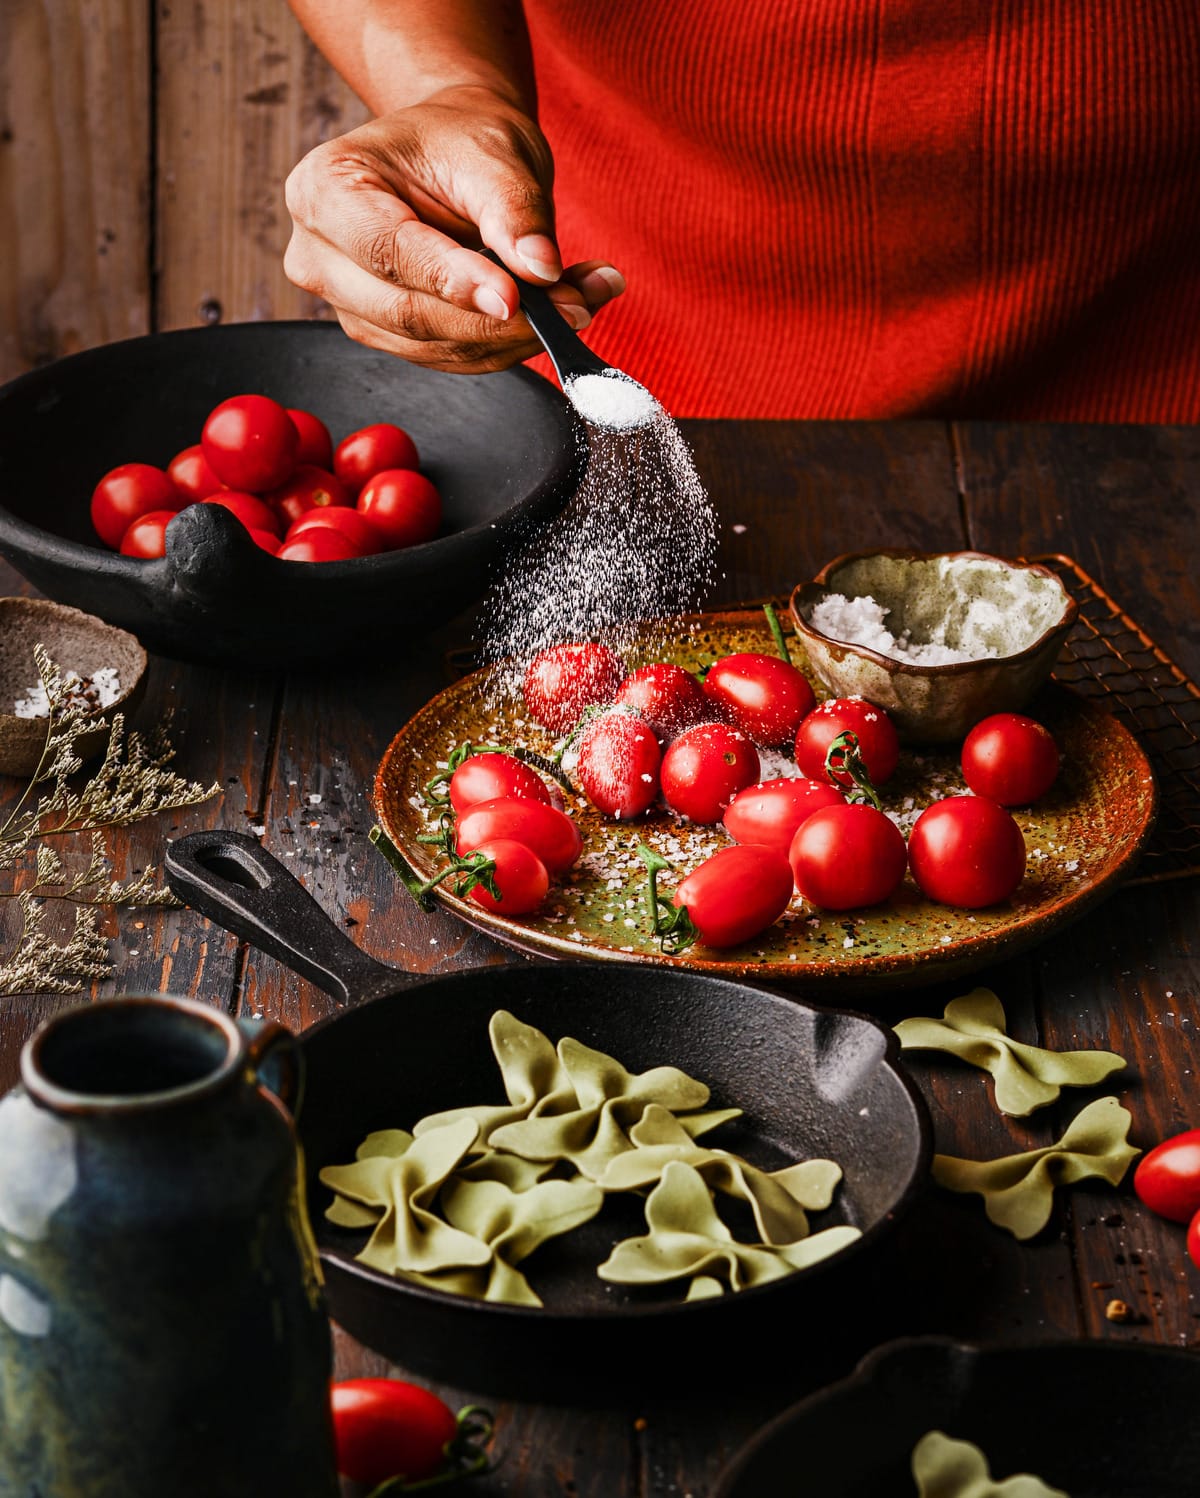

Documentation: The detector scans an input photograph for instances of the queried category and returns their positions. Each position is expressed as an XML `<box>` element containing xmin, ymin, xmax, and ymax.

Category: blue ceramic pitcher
<box><xmin>0</xmin><ymin>996</ymin><xmax>338</xmax><ymax>1496</ymax></box>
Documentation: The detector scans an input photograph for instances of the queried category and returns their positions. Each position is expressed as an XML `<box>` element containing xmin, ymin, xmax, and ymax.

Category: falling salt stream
<box><xmin>482</xmin><ymin>370</ymin><xmax>720</xmax><ymax>685</ymax></box>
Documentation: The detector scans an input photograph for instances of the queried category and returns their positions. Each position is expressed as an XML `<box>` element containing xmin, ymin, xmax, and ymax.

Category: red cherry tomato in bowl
<box><xmin>703</xmin><ymin>653</ymin><xmax>816</xmax><ymax>747</ymax></box>
<box><xmin>203</xmin><ymin>491</ymin><xmax>282</xmax><ymax>537</ymax></box>
<box><xmin>447</xmin><ymin>752</ymin><xmax>552</xmax><ymax>814</ymax></box>
<box><xmin>118</xmin><ymin>509</ymin><xmax>180</xmax><ymax>559</ymax></box>
<box><xmin>247</xmin><ymin>528</ymin><xmax>281</xmax><ymax>555</ymax></box>
<box><xmin>464</xmin><ymin>838</ymin><xmax>550</xmax><ymax>916</ymax></box>
<box><xmin>285</xmin><ymin>506</ymin><xmax>382</xmax><ymax>556</ymax></box>
<box><xmin>266</xmin><ymin>465</ymin><xmax>351</xmax><ymax>527</ymax></box>
<box><xmin>907</xmin><ymin>795</ymin><xmax>1025</xmax><ymax>908</ymax></box>
<box><xmin>201</xmin><ymin>393</ymin><xmax>298</xmax><ymax>492</ymax></box>
<box><xmin>961</xmin><ymin>713</ymin><xmax>1060</xmax><ymax>806</ymax></box>
<box><xmin>614</xmin><ymin>662</ymin><xmax>707</xmax><ymax>742</ymax></box>
<box><xmin>1133</xmin><ymin>1129</ymin><xmax>1200</xmax><ymax>1223</ymax></box>
<box><xmin>456</xmin><ymin>797</ymin><xmax>582</xmax><ymax>875</ymax></box>
<box><xmin>723</xmin><ymin>776</ymin><xmax>845</xmax><ymax>856</ymax></box>
<box><xmin>286</xmin><ymin>407</ymin><xmax>333</xmax><ymax>469</ymax></box>
<box><xmin>673</xmin><ymin>844</ymin><xmax>794</xmax><ymax>948</ymax></box>
<box><xmin>167</xmin><ymin>444</ymin><xmax>225</xmax><ymax>503</ymax></box>
<box><xmin>335</xmin><ymin>422</ymin><xmax>420</xmax><ymax>494</ymax></box>
<box><xmin>91</xmin><ymin>463</ymin><xmax>182</xmax><ymax>548</ymax></box>
<box><xmin>1189</xmin><ymin>1209</ymin><xmax>1200</xmax><ymax>1271</ymax></box>
<box><xmin>276</xmin><ymin>528</ymin><xmax>360</xmax><ymax>563</ymax></box>
<box><xmin>795</xmin><ymin>697</ymin><xmax>899</xmax><ymax>787</ymax></box>
<box><xmin>357</xmin><ymin>469</ymin><xmax>442</xmax><ymax>548</ymax></box>
<box><xmin>660</xmin><ymin>723</ymin><xmax>760</xmax><ymax>823</ymax></box>
<box><xmin>577</xmin><ymin>709</ymin><xmax>661</xmax><ymax>819</ymax></box>
<box><xmin>331</xmin><ymin>1378</ymin><xmax>458</xmax><ymax>1487</ymax></box>
<box><xmin>789</xmin><ymin>803</ymin><xmax>908</xmax><ymax>910</ymax></box>
<box><xmin>522</xmin><ymin>643</ymin><xmax>626</xmax><ymax>736</ymax></box>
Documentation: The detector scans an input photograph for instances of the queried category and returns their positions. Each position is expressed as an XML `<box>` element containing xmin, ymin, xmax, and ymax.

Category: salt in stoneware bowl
<box><xmin>790</xmin><ymin>550</ymin><xmax>1077</xmax><ymax>743</ymax></box>
<box><xmin>0</xmin><ymin>598</ymin><xmax>147</xmax><ymax>777</ymax></box>
<box><xmin>0</xmin><ymin>322</ymin><xmax>581</xmax><ymax>667</ymax></box>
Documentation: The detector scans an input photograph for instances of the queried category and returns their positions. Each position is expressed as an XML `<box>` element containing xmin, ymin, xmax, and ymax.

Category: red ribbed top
<box><xmin>523</xmin><ymin>0</ymin><xmax>1200</xmax><ymax>419</ymax></box>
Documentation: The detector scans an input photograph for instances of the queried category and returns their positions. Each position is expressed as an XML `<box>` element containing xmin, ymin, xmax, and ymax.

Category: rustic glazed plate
<box><xmin>373</xmin><ymin>611</ymin><xmax>1156</xmax><ymax>994</ymax></box>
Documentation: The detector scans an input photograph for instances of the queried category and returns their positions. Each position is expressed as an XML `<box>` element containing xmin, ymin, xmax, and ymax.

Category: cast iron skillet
<box><xmin>715</xmin><ymin>1336</ymin><xmax>1200</xmax><ymax>1495</ymax></box>
<box><xmin>166</xmin><ymin>831</ymin><xmax>932</xmax><ymax>1403</ymax></box>
<box><xmin>0</xmin><ymin>322</ymin><xmax>581</xmax><ymax>665</ymax></box>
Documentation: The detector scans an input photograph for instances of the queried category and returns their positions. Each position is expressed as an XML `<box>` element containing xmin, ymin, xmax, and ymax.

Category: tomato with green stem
<box><xmin>330</xmin><ymin>1377</ymin><xmax>492</xmax><ymax>1489</ymax></box>
<box><xmin>462</xmin><ymin>838</ymin><xmax>549</xmax><ymax>915</ymax></box>
<box><xmin>446</xmin><ymin>751</ymin><xmax>552</xmax><ymax>814</ymax></box>
<box><xmin>796</xmin><ymin>698</ymin><xmax>899</xmax><ymax>788</ymax></box>
<box><xmin>672</xmin><ymin>844</ymin><xmax>795</xmax><ymax>948</ymax></box>
<box><xmin>456</xmin><ymin>796</ymin><xmax>583</xmax><ymax>875</ymax></box>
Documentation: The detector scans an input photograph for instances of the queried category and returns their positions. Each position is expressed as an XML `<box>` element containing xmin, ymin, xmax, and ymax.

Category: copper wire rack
<box><xmin>1036</xmin><ymin>553</ymin><xmax>1200</xmax><ymax>885</ymax></box>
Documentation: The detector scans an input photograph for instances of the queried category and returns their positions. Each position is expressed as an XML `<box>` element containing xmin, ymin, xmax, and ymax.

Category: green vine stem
<box><xmin>370</xmin><ymin>824</ymin><xmax>500</xmax><ymax>911</ymax></box>
<box><xmin>762</xmin><ymin>602</ymin><xmax>792</xmax><ymax>665</ymax></box>
<box><xmin>824</xmin><ymin>730</ymin><xmax>883</xmax><ymax>811</ymax></box>
<box><xmin>637</xmin><ymin>844</ymin><xmax>698</xmax><ymax>955</ymax></box>
<box><xmin>364</xmin><ymin>1405</ymin><xmax>496</xmax><ymax>1495</ymax></box>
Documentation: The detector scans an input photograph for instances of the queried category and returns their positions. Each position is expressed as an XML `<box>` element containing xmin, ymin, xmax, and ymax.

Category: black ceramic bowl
<box><xmin>715</xmin><ymin>1336</ymin><xmax>1200</xmax><ymax>1496</ymax></box>
<box><xmin>0</xmin><ymin>322</ymin><xmax>581</xmax><ymax>666</ymax></box>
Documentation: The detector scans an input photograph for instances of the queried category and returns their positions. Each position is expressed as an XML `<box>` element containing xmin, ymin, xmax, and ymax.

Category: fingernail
<box><xmin>558</xmin><ymin>302</ymin><xmax>591</xmax><ymax>331</ymax></box>
<box><xmin>473</xmin><ymin>285</ymin><xmax>511</xmax><ymax>321</ymax></box>
<box><xmin>516</xmin><ymin>233</ymin><xmax>562</xmax><ymax>282</ymax></box>
<box><xmin>578</xmin><ymin>265</ymin><xmax>627</xmax><ymax>302</ymax></box>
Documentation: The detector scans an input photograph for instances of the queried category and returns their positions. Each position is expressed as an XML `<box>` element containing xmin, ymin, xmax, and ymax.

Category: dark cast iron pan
<box><xmin>0</xmin><ymin>322</ymin><xmax>582</xmax><ymax>666</ymax></box>
<box><xmin>714</xmin><ymin>1336</ymin><xmax>1200</xmax><ymax>1495</ymax></box>
<box><xmin>166</xmin><ymin>830</ymin><xmax>932</xmax><ymax>1404</ymax></box>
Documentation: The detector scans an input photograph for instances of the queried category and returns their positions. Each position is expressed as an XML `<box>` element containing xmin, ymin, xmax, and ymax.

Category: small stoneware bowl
<box><xmin>790</xmin><ymin>551</ymin><xmax>1077</xmax><ymax>743</ymax></box>
<box><xmin>0</xmin><ymin>598</ymin><xmax>147</xmax><ymax>777</ymax></box>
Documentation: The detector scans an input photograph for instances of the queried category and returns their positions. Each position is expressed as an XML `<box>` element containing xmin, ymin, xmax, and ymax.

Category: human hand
<box><xmin>284</xmin><ymin>86</ymin><xmax>624</xmax><ymax>373</ymax></box>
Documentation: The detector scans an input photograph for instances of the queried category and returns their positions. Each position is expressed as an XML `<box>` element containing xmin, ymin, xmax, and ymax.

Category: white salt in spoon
<box><xmin>481</xmin><ymin>250</ymin><xmax>660</xmax><ymax>430</ymax></box>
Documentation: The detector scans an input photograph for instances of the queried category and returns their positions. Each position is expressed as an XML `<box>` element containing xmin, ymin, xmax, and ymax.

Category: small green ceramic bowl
<box><xmin>790</xmin><ymin>550</ymin><xmax>1077</xmax><ymax>744</ymax></box>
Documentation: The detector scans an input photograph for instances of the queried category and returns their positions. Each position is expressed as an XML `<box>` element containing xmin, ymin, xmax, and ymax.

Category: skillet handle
<box><xmin>165</xmin><ymin>830</ymin><xmax>408</xmax><ymax>1007</ymax></box>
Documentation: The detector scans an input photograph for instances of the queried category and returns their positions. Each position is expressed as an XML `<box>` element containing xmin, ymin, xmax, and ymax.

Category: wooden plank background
<box><xmin>0</xmin><ymin>0</ymin><xmax>367</xmax><ymax>382</ymax></box>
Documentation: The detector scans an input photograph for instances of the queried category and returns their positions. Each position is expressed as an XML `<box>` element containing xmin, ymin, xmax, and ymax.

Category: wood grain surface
<box><xmin>3</xmin><ymin>419</ymin><xmax>1198</xmax><ymax>1495</ymax></box>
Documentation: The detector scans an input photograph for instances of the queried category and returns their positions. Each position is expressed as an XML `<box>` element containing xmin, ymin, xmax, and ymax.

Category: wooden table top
<box><xmin>2</xmin><ymin>418</ymin><xmax>1198</xmax><ymax>1496</ymax></box>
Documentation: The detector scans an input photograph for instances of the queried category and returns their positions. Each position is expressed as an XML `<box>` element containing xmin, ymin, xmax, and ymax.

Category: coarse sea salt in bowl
<box><xmin>789</xmin><ymin>550</ymin><xmax>1077</xmax><ymax>744</ymax></box>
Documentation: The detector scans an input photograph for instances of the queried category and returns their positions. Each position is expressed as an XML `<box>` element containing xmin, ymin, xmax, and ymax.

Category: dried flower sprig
<box><xmin>1</xmin><ymin>645</ymin><xmax>221</xmax><ymax>996</ymax></box>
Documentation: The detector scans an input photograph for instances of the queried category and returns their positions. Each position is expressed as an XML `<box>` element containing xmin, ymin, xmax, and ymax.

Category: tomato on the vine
<box><xmin>795</xmin><ymin>697</ymin><xmax>899</xmax><ymax>787</ymax></box>
<box><xmin>673</xmin><ymin>844</ymin><xmax>794</xmax><ymax>948</ymax></box>
<box><xmin>331</xmin><ymin>1378</ymin><xmax>458</xmax><ymax>1487</ymax></box>
<box><xmin>576</xmin><ymin>710</ymin><xmax>661</xmax><ymax>819</ymax></box>
<box><xmin>334</xmin><ymin>422</ymin><xmax>419</xmax><ymax>494</ymax></box>
<box><xmin>447</xmin><ymin>752</ymin><xmax>551</xmax><ymax>814</ymax></box>
<box><xmin>907</xmin><ymin>795</ymin><xmax>1025</xmax><ymax>908</ymax></box>
<box><xmin>614</xmin><ymin>662</ymin><xmax>707</xmax><ymax>743</ymax></box>
<box><xmin>961</xmin><ymin>713</ymin><xmax>1060</xmax><ymax>806</ymax></box>
<box><xmin>286</xmin><ymin>407</ymin><xmax>334</xmax><ymax>470</ymax></box>
<box><xmin>522</xmin><ymin>643</ymin><xmax>626</xmax><ymax>736</ymax></box>
<box><xmin>167</xmin><ymin>444</ymin><xmax>224</xmax><ymax>504</ymax></box>
<box><xmin>1134</xmin><ymin>1130</ymin><xmax>1200</xmax><ymax>1223</ymax></box>
<box><xmin>357</xmin><ymin>469</ymin><xmax>442</xmax><ymax>548</ymax></box>
<box><xmin>788</xmin><ymin>803</ymin><xmax>908</xmax><ymax>910</ymax></box>
<box><xmin>464</xmin><ymin>838</ymin><xmax>550</xmax><ymax>915</ymax></box>
<box><xmin>456</xmin><ymin>796</ymin><xmax>583</xmax><ymax>875</ymax></box>
<box><xmin>723</xmin><ymin>776</ymin><xmax>845</xmax><ymax>856</ymax></box>
<box><xmin>91</xmin><ymin>463</ymin><xmax>182</xmax><ymax>549</ymax></box>
<box><xmin>660</xmin><ymin>723</ymin><xmax>760</xmax><ymax>823</ymax></box>
<box><xmin>703</xmin><ymin>653</ymin><xmax>816</xmax><ymax>747</ymax></box>
<box><xmin>118</xmin><ymin>510</ymin><xmax>179</xmax><ymax>559</ymax></box>
<box><xmin>201</xmin><ymin>394</ymin><xmax>298</xmax><ymax>492</ymax></box>
<box><xmin>267</xmin><ymin>465</ymin><xmax>351</xmax><ymax>527</ymax></box>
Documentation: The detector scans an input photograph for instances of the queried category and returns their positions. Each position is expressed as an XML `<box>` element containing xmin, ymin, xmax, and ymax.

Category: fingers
<box><xmin>333</xmin><ymin>308</ymin><xmax>541</xmax><ymax>376</ymax></box>
<box><xmin>563</xmin><ymin>260</ymin><xmax>628</xmax><ymax>312</ymax></box>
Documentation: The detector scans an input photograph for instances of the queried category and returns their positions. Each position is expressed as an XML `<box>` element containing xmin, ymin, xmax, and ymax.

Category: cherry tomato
<box><xmin>201</xmin><ymin>394</ymin><xmax>298</xmax><ymax>492</ymax></box>
<box><xmin>357</xmin><ymin>469</ymin><xmax>442</xmax><ymax>548</ymax></box>
<box><xmin>961</xmin><ymin>713</ymin><xmax>1060</xmax><ymax>806</ymax></box>
<box><xmin>907</xmin><ymin>796</ymin><xmax>1026</xmax><ymax>908</ymax></box>
<box><xmin>331</xmin><ymin>1378</ymin><xmax>457</xmax><ymax>1487</ymax></box>
<box><xmin>456</xmin><ymin>797</ymin><xmax>583</xmax><ymax>875</ymax></box>
<box><xmin>613</xmin><ymin>663</ymin><xmax>707</xmax><ymax>743</ymax></box>
<box><xmin>795</xmin><ymin>697</ymin><xmax>900</xmax><ymax>787</ymax></box>
<box><xmin>660</xmin><ymin>723</ymin><xmax>760</xmax><ymax>824</ymax></box>
<box><xmin>167</xmin><ymin>444</ymin><xmax>224</xmax><ymax>503</ymax></box>
<box><xmin>723</xmin><ymin>776</ymin><xmax>845</xmax><ymax>856</ymax></box>
<box><xmin>1188</xmin><ymin>1208</ymin><xmax>1200</xmax><ymax>1271</ymax></box>
<box><xmin>286</xmin><ymin>407</ymin><xmax>334</xmax><ymax>469</ymax></box>
<box><xmin>335</xmin><ymin>422</ymin><xmax>420</xmax><ymax>494</ymax></box>
<box><xmin>1134</xmin><ymin>1130</ymin><xmax>1200</xmax><ymax>1223</ymax></box>
<box><xmin>576</xmin><ymin>710</ymin><xmax>661</xmax><ymax>819</ymax></box>
<box><xmin>703</xmin><ymin>653</ymin><xmax>816</xmax><ymax>747</ymax></box>
<box><xmin>448</xmin><ymin>752</ymin><xmax>552</xmax><ymax>814</ymax></box>
<box><xmin>266</xmin><ymin>465</ymin><xmax>351</xmax><ymax>527</ymax></box>
<box><xmin>286</xmin><ymin>506</ymin><xmax>382</xmax><ymax>556</ymax></box>
<box><xmin>789</xmin><ymin>803</ymin><xmax>908</xmax><ymax>910</ymax></box>
<box><xmin>522</xmin><ymin>643</ymin><xmax>626</xmax><ymax>736</ymax></box>
<box><xmin>247</xmin><ymin>528</ymin><xmax>281</xmax><ymax>555</ymax></box>
<box><xmin>91</xmin><ymin>463</ymin><xmax>182</xmax><ymax>548</ymax></box>
<box><xmin>465</xmin><ymin>838</ymin><xmax>550</xmax><ymax>916</ymax></box>
<box><xmin>276</xmin><ymin>529</ymin><xmax>360</xmax><ymax>563</ymax></box>
<box><xmin>674</xmin><ymin>844</ymin><xmax>794</xmax><ymax>948</ymax></box>
<box><xmin>203</xmin><ymin>491</ymin><xmax>282</xmax><ymax>537</ymax></box>
<box><xmin>118</xmin><ymin>509</ymin><xmax>179</xmax><ymax>559</ymax></box>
